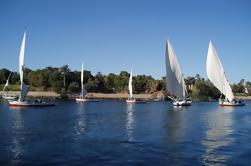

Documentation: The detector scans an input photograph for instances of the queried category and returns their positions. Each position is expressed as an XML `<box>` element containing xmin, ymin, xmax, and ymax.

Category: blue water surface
<box><xmin>0</xmin><ymin>100</ymin><xmax>251</xmax><ymax>165</ymax></box>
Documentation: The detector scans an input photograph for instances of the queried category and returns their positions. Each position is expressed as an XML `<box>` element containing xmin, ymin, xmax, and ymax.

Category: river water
<box><xmin>0</xmin><ymin>100</ymin><xmax>250</xmax><ymax>165</ymax></box>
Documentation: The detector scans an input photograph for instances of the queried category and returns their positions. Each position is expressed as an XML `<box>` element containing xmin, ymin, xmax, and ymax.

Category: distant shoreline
<box><xmin>0</xmin><ymin>91</ymin><xmax>60</xmax><ymax>98</ymax></box>
<box><xmin>1</xmin><ymin>91</ymin><xmax>251</xmax><ymax>101</ymax></box>
<box><xmin>0</xmin><ymin>91</ymin><xmax>160</xmax><ymax>100</ymax></box>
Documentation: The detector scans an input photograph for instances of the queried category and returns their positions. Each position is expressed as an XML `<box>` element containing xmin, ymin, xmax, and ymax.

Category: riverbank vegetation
<box><xmin>0</xmin><ymin>66</ymin><xmax>250</xmax><ymax>100</ymax></box>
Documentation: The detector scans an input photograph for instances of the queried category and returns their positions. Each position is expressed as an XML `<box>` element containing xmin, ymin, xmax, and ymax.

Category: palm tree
<box><xmin>59</xmin><ymin>65</ymin><xmax>70</xmax><ymax>93</ymax></box>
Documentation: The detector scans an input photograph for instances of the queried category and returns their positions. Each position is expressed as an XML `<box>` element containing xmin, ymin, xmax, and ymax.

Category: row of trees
<box><xmin>0</xmin><ymin>66</ymin><xmax>250</xmax><ymax>100</ymax></box>
<box><xmin>0</xmin><ymin>66</ymin><xmax>157</xmax><ymax>94</ymax></box>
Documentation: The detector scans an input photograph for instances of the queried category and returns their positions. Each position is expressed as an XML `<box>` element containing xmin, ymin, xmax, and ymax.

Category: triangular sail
<box><xmin>245</xmin><ymin>87</ymin><xmax>249</xmax><ymax>94</ymax></box>
<box><xmin>206</xmin><ymin>41</ymin><xmax>234</xmax><ymax>102</ymax></box>
<box><xmin>3</xmin><ymin>72</ymin><xmax>12</xmax><ymax>91</ymax></box>
<box><xmin>19</xmin><ymin>32</ymin><xmax>29</xmax><ymax>101</ymax></box>
<box><xmin>165</xmin><ymin>40</ymin><xmax>187</xmax><ymax>99</ymax></box>
<box><xmin>80</xmin><ymin>63</ymin><xmax>87</xmax><ymax>97</ymax></box>
<box><xmin>128</xmin><ymin>70</ymin><xmax>133</xmax><ymax>99</ymax></box>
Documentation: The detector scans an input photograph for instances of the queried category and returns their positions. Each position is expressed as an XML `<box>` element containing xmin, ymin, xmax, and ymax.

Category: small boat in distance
<box><xmin>2</xmin><ymin>72</ymin><xmax>18</xmax><ymax>100</ymax></box>
<box><xmin>76</xmin><ymin>63</ymin><xmax>88</xmax><ymax>102</ymax></box>
<box><xmin>165</xmin><ymin>40</ymin><xmax>192</xmax><ymax>106</ymax></box>
<box><xmin>76</xmin><ymin>63</ymin><xmax>99</xmax><ymax>102</ymax></box>
<box><xmin>126</xmin><ymin>70</ymin><xmax>136</xmax><ymax>103</ymax></box>
<box><xmin>206</xmin><ymin>41</ymin><xmax>244</xmax><ymax>106</ymax></box>
<box><xmin>9</xmin><ymin>32</ymin><xmax>55</xmax><ymax>107</ymax></box>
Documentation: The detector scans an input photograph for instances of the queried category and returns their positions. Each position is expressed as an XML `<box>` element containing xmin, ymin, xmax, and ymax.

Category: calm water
<box><xmin>0</xmin><ymin>100</ymin><xmax>251</xmax><ymax>165</ymax></box>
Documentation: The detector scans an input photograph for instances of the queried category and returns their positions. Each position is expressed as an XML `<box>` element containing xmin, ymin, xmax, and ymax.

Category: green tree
<box><xmin>68</xmin><ymin>82</ymin><xmax>80</xmax><ymax>93</ymax></box>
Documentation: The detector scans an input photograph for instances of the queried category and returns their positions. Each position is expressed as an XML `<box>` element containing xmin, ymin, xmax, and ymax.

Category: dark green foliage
<box><xmin>134</xmin><ymin>75</ymin><xmax>154</xmax><ymax>93</ymax></box>
<box><xmin>0</xmin><ymin>68</ymin><xmax>11</xmax><ymax>84</ymax></box>
<box><xmin>232</xmin><ymin>79</ymin><xmax>246</xmax><ymax>94</ymax></box>
<box><xmin>51</xmin><ymin>81</ymin><xmax>63</xmax><ymax>93</ymax></box>
<box><xmin>0</xmin><ymin>67</ymin><xmax>249</xmax><ymax>101</ymax></box>
<box><xmin>188</xmin><ymin>75</ymin><xmax>220</xmax><ymax>101</ymax></box>
<box><xmin>68</xmin><ymin>82</ymin><xmax>80</xmax><ymax>93</ymax></box>
<box><xmin>10</xmin><ymin>72</ymin><xmax>20</xmax><ymax>84</ymax></box>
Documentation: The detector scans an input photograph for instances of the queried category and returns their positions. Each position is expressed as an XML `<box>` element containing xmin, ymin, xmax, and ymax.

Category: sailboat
<box><xmin>76</xmin><ymin>63</ymin><xmax>99</xmax><ymax>102</ymax></box>
<box><xmin>126</xmin><ymin>70</ymin><xmax>136</xmax><ymax>103</ymax></box>
<box><xmin>9</xmin><ymin>32</ymin><xmax>55</xmax><ymax>107</ymax></box>
<box><xmin>2</xmin><ymin>72</ymin><xmax>18</xmax><ymax>100</ymax></box>
<box><xmin>165</xmin><ymin>40</ymin><xmax>191</xmax><ymax>106</ymax></box>
<box><xmin>76</xmin><ymin>63</ymin><xmax>88</xmax><ymax>102</ymax></box>
<box><xmin>206</xmin><ymin>41</ymin><xmax>244</xmax><ymax>106</ymax></box>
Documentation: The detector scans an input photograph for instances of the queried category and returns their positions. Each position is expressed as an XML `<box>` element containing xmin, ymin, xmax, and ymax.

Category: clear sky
<box><xmin>0</xmin><ymin>0</ymin><xmax>250</xmax><ymax>83</ymax></box>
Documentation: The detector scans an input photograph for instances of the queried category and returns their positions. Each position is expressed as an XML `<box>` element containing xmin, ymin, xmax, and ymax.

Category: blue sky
<box><xmin>0</xmin><ymin>0</ymin><xmax>250</xmax><ymax>83</ymax></box>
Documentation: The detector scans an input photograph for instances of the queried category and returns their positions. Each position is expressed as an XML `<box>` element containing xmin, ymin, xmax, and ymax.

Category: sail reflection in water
<box><xmin>9</xmin><ymin>108</ymin><xmax>25</xmax><ymax>162</ymax></box>
<box><xmin>74</xmin><ymin>102</ymin><xmax>87</xmax><ymax>138</ymax></box>
<box><xmin>165</xmin><ymin>107</ymin><xmax>186</xmax><ymax>143</ymax></box>
<box><xmin>126</xmin><ymin>104</ymin><xmax>134</xmax><ymax>142</ymax></box>
<box><xmin>202</xmin><ymin>107</ymin><xmax>234</xmax><ymax>165</ymax></box>
<box><xmin>164</xmin><ymin>106</ymin><xmax>188</xmax><ymax>165</ymax></box>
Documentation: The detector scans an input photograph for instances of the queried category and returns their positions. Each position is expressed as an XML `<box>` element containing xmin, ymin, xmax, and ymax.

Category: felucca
<box><xmin>206</xmin><ymin>41</ymin><xmax>244</xmax><ymax>106</ymax></box>
<box><xmin>76</xmin><ymin>63</ymin><xmax>88</xmax><ymax>102</ymax></box>
<box><xmin>9</xmin><ymin>32</ymin><xmax>55</xmax><ymax>107</ymax></box>
<box><xmin>76</xmin><ymin>63</ymin><xmax>99</xmax><ymax>102</ymax></box>
<box><xmin>165</xmin><ymin>40</ymin><xmax>191</xmax><ymax>106</ymax></box>
<box><xmin>126</xmin><ymin>70</ymin><xmax>136</xmax><ymax>103</ymax></box>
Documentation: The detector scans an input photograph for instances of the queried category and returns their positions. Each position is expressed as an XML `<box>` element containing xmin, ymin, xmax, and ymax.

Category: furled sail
<box><xmin>128</xmin><ymin>70</ymin><xmax>133</xmax><ymax>99</ymax></box>
<box><xmin>19</xmin><ymin>32</ymin><xmax>29</xmax><ymax>101</ymax></box>
<box><xmin>206</xmin><ymin>41</ymin><xmax>234</xmax><ymax>102</ymax></box>
<box><xmin>80</xmin><ymin>63</ymin><xmax>87</xmax><ymax>97</ymax></box>
<box><xmin>165</xmin><ymin>40</ymin><xmax>187</xmax><ymax>99</ymax></box>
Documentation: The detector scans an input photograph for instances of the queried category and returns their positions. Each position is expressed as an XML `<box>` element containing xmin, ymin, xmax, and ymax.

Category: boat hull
<box><xmin>9</xmin><ymin>100</ymin><xmax>55</xmax><ymax>107</ymax></box>
<box><xmin>126</xmin><ymin>99</ymin><xmax>146</xmax><ymax>104</ymax></box>
<box><xmin>76</xmin><ymin>98</ymin><xmax>99</xmax><ymax>102</ymax></box>
<box><xmin>2</xmin><ymin>96</ymin><xmax>18</xmax><ymax>101</ymax></box>
<box><xmin>173</xmin><ymin>100</ymin><xmax>192</xmax><ymax>106</ymax></box>
<box><xmin>126</xmin><ymin>99</ymin><xmax>136</xmax><ymax>103</ymax></box>
<box><xmin>219</xmin><ymin>100</ymin><xmax>245</xmax><ymax>106</ymax></box>
<box><xmin>2</xmin><ymin>94</ymin><xmax>18</xmax><ymax>100</ymax></box>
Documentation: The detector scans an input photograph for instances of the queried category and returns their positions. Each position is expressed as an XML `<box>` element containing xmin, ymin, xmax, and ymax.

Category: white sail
<box><xmin>206</xmin><ymin>41</ymin><xmax>234</xmax><ymax>102</ymax></box>
<box><xmin>128</xmin><ymin>70</ymin><xmax>133</xmax><ymax>99</ymax></box>
<box><xmin>3</xmin><ymin>72</ymin><xmax>12</xmax><ymax>91</ymax></box>
<box><xmin>80</xmin><ymin>63</ymin><xmax>87</xmax><ymax>97</ymax></box>
<box><xmin>165</xmin><ymin>40</ymin><xmax>187</xmax><ymax>99</ymax></box>
<box><xmin>19</xmin><ymin>32</ymin><xmax>29</xmax><ymax>101</ymax></box>
<box><xmin>245</xmin><ymin>87</ymin><xmax>249</xmax><ymax>94</ymax></box>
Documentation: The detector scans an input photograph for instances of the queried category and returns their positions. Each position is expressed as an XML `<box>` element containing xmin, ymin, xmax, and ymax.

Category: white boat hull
<box><xmin>173</xmin><ymin>100</ymin><xmax>192</xmax><ymax>106</ymax></box>
<box><xmin>2</xmin><ymin>94</ymin><xmax>18</xmax><ymax>101</ymax></box>
<box><xmin>126</xmin><ymin>99</ymin><xmax>147</xmax><ymax>104</ymax></box>
<box><xmin>76</xmin><ymin>98</ymin><xmax>99</xmax><ymax>102</ymax></box>
<box><xmin>9</xmin><ymin>100</ymin><xmax>55</xmax><ymax>107</ymax></box>
<box><xmin>219</xmin><ymin>100</ymin><xmax>245</xmax><ymax>106</ymax></box>
<box><xmin>126</xmin><ymin>99</ymin><xmax>136</xmax><ymax>103</ymax></box>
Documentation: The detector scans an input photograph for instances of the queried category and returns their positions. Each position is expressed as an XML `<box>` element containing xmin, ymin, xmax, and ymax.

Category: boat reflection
<box><xmin>10</xmin><ymin>109</ymin><xmax>25</xmax><ymax>162</ymax></box>
<box><xmin>201</xmin><ymin>107</ymin><xmax>234</xmax><ymax>165</ymax></box>
<box><xmin>164</xmin><ymin>106</ymin><xmax>187</xmax><ymax>164</ymax></box>
<box><xmin>74</xmin><ymin>102</ymin><xmax>87</xmax><ymax>138</ymax></box>
<box><xmin>126</xmin><ymin>103</ymin><xmax>134</xmax><ymax>142</ymax></box>
<box><xmin>165</xmin><ymin>107</ymin><xmax>186</xmax><ymax>145</ymax></box>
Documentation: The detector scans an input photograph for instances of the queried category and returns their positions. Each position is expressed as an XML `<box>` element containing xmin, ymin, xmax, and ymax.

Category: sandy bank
<box><xmin>236</xmin><ymin>96</ymin><xmax>251</xmax><ymax>100</ymax></box>
<box><xmin>0</xmin><ymin>91</ymin><xmax>60</xmax><ymax>97</ymax></box>
<box><xmin>87</xmin><ymin>93</ymin><xmax>154</xmax><ymax>100</ymax></box>
<box><xmin>0</xmin><ymin>91</ymin><xmax>156</xmax><ymax>100</ymax></box>
<box><xmin>1</xmin><ymin>91</ymin><xmax>250</xmax><ymax>101</ymax></box>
